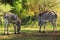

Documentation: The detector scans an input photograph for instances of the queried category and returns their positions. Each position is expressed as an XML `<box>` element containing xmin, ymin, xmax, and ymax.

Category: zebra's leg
<box><xmin>51</xmin><ymin>22</ymin><xmax>56</xmax><ymax>32</ymax></box>
<box><xmin>39</xmin><ymin>26</ymin><xmax>41</xmax><ymax>33</ymax></box>
<box><xmin>6</xmin><ymin>22</ymin><xmax>9</xmax><ymax>35</ymax></box>
<box><xmin>17</xmin><ymin>26</ymin><xmax>20</xmax><ymax>34</ymax></box>
<box><xmin>43</xmin><ymin>22</ymin><xmax>46</xmax><ymax>33</ymax></box>
<box><xmin>4</xmin><ymin>19</ymin><xmax>9</xmax><ymax>34</ymax></box>
<box><xmin>39</xmin><ymin>22</ymin><xmax>43</xmax><ymax>33</ymax></box>
<box><xmin>17</xmin><ymin>22</ymin><xmax>21</xmax><ymax>34</ymax></box>
<box><xmin>4</xmin><ymin>20</ymin><xmax>6</xmax><ymax>34</ymax></box>
<box><xmin>4</xmin><ymin>24</ymin><xmax>6</xmax><ymax>34</ymax></box>
<box><xmin>7</xmin><ymin>24</ymin><xmax>9</xmax><ymax>35</ymax></box>
<box><xmin>14</xmin><ymin>24</ymin><xmax>17</xmax><ymax>34</ymax></box>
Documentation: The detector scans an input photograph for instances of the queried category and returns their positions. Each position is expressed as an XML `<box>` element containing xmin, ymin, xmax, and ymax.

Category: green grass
<box><xmin>0</xmin><ymin>31</ymin><xmax>60</xmax><ymax>40</ymax></box>
<box><xmin>0</xmin><ymin>20</ymin><xmax>60</xmax><ymax>40</ymax></box>
<box><xmin>0</xmin><ymin>25</ymin><xmax>60</xmax><ymax>40</ymax></box>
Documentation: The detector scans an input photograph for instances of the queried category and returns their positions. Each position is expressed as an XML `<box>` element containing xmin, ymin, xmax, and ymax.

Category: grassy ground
<box><xmin>0</xmin><ymin>22</ymin><xmax>60</xmax><ymax>40</ymax></box>
<box><xmin>0</xmin><ymin>26</ymin><xmax>60</xmax><ymax>40</ymax></box>
<box><xmin>0</xmin><ymin>31</ymin><xmax>60</xmax><ymax>40</ymax></box>
<box><xmin>0</xmin><ymin>13</ymin><xmax>60</xmax><ymax>40</ymax></box>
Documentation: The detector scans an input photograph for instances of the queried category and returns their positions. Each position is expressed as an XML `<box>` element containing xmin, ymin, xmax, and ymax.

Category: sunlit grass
<box><xmin>0</xmin><ymin>25</ymin><xmax>60</xmax><ymax>40</ymax></box>
<box><xmin>0</xmin><ymin>14</ymin><xmax>60</xmax><ymax>40</ymax></box>
<box><xmin>0</xmin><ymin>22</ymin><xmax>60</xmax><ymax>40</ymax></box>
<box><xmin>0</xmin><ymin>24</ymin><xmax>60</xmax><ymax>34</ymax></box>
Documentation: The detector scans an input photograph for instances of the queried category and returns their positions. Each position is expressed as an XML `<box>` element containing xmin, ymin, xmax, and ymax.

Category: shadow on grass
<box><xmin>0</xmin><ymin>30</ymin><xmax>60</xmax><ymax>40</ymax></box>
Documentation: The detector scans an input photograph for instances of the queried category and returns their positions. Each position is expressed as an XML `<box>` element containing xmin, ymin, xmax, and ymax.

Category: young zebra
<box><xmin>38</xmin><ymin>11</ymin><xmax>57</xmax><ymax>33</ymax></box>
<box><xmin>4</xmin><ymin>12</ymin><xmax>21</xmax><ymax>34</ymax></box>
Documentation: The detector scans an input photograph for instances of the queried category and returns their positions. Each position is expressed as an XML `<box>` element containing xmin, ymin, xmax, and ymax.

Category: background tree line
<box><xmin>0</xmin><ymin>0</ymin><xmax>60</xmax><ymax>26</ymax></box>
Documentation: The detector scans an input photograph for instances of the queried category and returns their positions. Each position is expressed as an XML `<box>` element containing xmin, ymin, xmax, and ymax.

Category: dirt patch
<box><xmin>0</xmin><ymin>32</ymin><xmax>60</xmax><ymax>40</ymax></box>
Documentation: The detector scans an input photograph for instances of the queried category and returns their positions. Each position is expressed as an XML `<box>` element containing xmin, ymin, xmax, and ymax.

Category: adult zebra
<box><xmin>4</xmin><ymin>12</ymin><xmax>21</xmax><ymax>34</ymax></box>
<box><xmin>38</xmin><ymin>11</ymin><xmax>57</xmax><ymax>32</ymax></box>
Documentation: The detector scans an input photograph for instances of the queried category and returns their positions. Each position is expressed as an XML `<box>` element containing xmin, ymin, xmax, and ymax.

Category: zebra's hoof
<box><xmin>14</xmin><ymin>32</ymin><xmax>16</xmax><ymax>34</ymax></box>
<box><xmin>43</xmin><ymin>31</ymin><xmax>45</xmax><ymax>33</ymax></box>
<box><xmin>39</xmin><ymin>31</ymin><xmax>41</xmax><ymax>33</ymax></box>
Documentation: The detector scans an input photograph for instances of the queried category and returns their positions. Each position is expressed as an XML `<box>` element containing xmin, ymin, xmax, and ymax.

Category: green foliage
<box><xmin>13</xmin><ymin>1</ymin><xmax>22</xmax><ymax>13</ymax></box>
<box><xmin>0</xmin><ymin>0</ymin><xmax>60</xmax><ymax>26</ymax></box>
<box><xmin>1</xmin><ymin>0</ymin><xmax>16</xmax><ymax>6</ymax></box>
<box><xmin>13</xmin><ymin>0</ymin><xmax>28</xmax><ymax>18</ymax></box>
<box><xmin>0</xmin><ymin>3</ymin><xmax>13</xmax><ymax>13</ymax></box>
<box><xmin>22</xmin><ymin>0</ymin><xmax>28</xmax><ymax>9</ymax></box>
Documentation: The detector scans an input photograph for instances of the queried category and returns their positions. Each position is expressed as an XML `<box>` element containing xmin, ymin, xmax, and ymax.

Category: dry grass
<box><xmin>0</xmin><ymin>32</ymin><xmax>60</xmax><ymax>40</ymax></box>
<box><xmin>0</xmin><ymin>26</ymin><xmax>60</xmax><ymax>40</ymax></box>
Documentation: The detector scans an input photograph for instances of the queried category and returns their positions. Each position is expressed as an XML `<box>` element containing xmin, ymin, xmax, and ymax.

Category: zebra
<box><xmin>38</xmin><ymin>11</ymin><xmax>57</xmax><ymax>32</ymax></box>
<box><xmin>4</xmin><ymin>12</ymin><xmax>21</xmax><ymax>34</ymax></box>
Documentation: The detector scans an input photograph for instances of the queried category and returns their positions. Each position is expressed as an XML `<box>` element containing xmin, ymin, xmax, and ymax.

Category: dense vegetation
<box><xmin>0</xmin><ymin>0</ymin><xmax>60</xmax><ymax>26</ymax></box>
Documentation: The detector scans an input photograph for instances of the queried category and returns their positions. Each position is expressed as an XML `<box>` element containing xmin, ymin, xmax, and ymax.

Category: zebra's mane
<box><xmin>39</xmin><ymin>11</ymin><xmax>50</xmax><ymax>16</ymax></box>
<box><xmin>39</xmin><ymin>13</ymin><xmax>44</xmax><ymax>16</ymax></box>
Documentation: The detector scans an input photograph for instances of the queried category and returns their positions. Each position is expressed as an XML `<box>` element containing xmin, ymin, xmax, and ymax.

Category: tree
<box><xmin>1</xmin><ymin>0</ymin><xmax>16</xmax><ymax>6</ymax></box>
